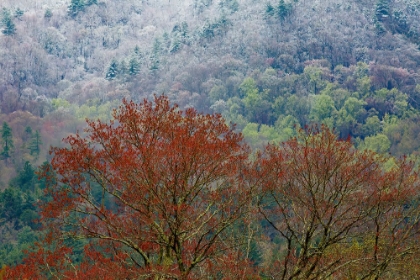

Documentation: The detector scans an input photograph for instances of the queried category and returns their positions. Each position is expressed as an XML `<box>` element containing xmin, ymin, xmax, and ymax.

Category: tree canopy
<box><xmin>6</xmin><ymin>96</ymin><xmax>257</xmax><ymax>279</ymax></box>
<box><xmin>5</xmin><ymin>98</ymin><xmax>420</xmax><ymax>279</ymax></box>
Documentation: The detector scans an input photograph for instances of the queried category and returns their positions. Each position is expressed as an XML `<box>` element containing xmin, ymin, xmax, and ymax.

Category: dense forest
<box><xmin>1</xmin><ymin>0</ymin><xmax>420</xmax><ymax>278</ymax></box>
<box><xmin>5</xmin><ymin>96</ymin><xmax>420</xmax><ymax>279</ymax></box>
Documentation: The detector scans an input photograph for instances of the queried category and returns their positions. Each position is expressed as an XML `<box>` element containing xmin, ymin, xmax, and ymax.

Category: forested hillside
<box><xmin>1</xmin><ymin>0</ymin><xmax>420</xmax><ymax>276</ymax></box>
<box><xmin>4</xmin><ymin>97</ymin><xmax>420</xmax><ymax>279</ymax></box>
<box><xmin>1</xmin><ymin>0</ymin><xmax>420</xmax><ymax>155</ymax></box>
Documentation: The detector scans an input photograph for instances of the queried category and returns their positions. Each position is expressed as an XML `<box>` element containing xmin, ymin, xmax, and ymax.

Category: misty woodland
<box><xmin>1</xmin><ymin>0</ymin><xmax>420</xmax><ymax>279</ymax></box>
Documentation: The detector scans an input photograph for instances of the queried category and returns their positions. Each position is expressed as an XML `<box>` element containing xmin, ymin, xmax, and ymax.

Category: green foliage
<box><xmin>272</xmin><ymin>96</ymin><xmax>287</xmax><ymax>116</ymax></box>
<box><xmin>134</xmin><ymin>45</ymin><xmax>141</xmax><ymax>56</ymax></box>
<box><xmin>1</xmin><ymin>8</ymin><xmax>16</xmax><ymax>36</ymax></box>
<box><xmin>335</xmin><ymin>97</ymin><xmax>367</xmax><ymax>137</ymax></box>
<box><xmin>309</xmin><ymin>94</ymin><xmax>337</xmax><ymax>125</ymax></box>
<box><xmin>358</xmin><ymin>134</ymin><xmax>391</xmax><ymax>154</ymax></box>
<box><xmin>28</xmin><ymin>130</ymin><xmax>42</xmax><ymax>158</ymax></box>
<box><xmin>181</xmin><ymin>21</ymin><xmax>189</xmax><ymax>38</ymax></box>
<box><xmin>201</xmin><ymin>21</ymin><xmax>216</xmax><ymax>38</ymax></box>
<box><xmin>17</xmin><ymin>226</ymin><xmax>37</xmax><ymax>245</ymax></box>
<box><xmin>119</xmin><ymin>60</ymin><xmax>128</xmax><ymax>76</ymax></box>
<box><xmin>393</xmin><ymin>10</ymin><xmax>409</xmax><ymax>34</ymax></box>
<box><xmin>240</xmin><ymin>77</ymin><xmax>260</xmax><ymax>108</ymax></box>
<box><xmin>105</xmin><ymin>59</ymin><xmax>119</xmax><ymax>80</ymax></box>
<box><xmin>239</xmin><ymin>77</ymin><xmax>273</xmax><ymax>123</ymax></box>
<box><xmin>322</xmin><ymin>86</ymin><xmax>352</xmax><ymax>110</ymax></box>
<box><xmin>73</xmin><ymin>101</ymin><xmax>117</xmax><ymax>121</ymax></box>
<box><xmin>24</xmin><ymin>126</ymin><xmax>32</xmax><ymax>137</ymax></box>
<box><xmin>0</xmin><ymin>185</ymin><xmax>38</xmax><ymax>229</ymax></box>
<box><xmin>219</xmin><ymin>0</ymin><xmax>239</xmax><ymax>14</ymax></box>
<box><xmin>10</xmin><ymin>161</ymin><xmax>36</xmax><ymax>192</ymax></box>
<box><xmin>14</xmin><ymin>8</ymin><xmax>24</xmax><ymax>18</ymax></box>
<box><xmin>374</xmin><ymin>19</ymin><xmax>387</xmax><ymax>35</ymax></box>
<box><xmin>0</xmin><ymin>224</ymin><xmax>38</xmax><ymax>267</ymax></box>
<box><xmin>265</xmin><ymin>3</ymin><xmax>275</xmax><ymax>17</ymax></box>
<box><xmin>284</xmin><ymin>95</ymin><xmax>310</xmax><ymax>126</ymax></box>
<box><xmin>52</xmin><ymin>98</ymin><xmax>71</xmax><ymax>109</ymax></box>
<box><xmin>150</xmin><ymin>39</ymin><xmax>161</xmax><ymax>71</ymax></box>
<box><xmin>357</xmin><ymin>76</ymin><xmax>371</xmax><ymax>97</ymax></box>
<box><xmin>86</xmin><ymin>0</ymin><xmax>98</xmax><ymax>5</ymax></box>
<box><xmin>362</xmin><ymin>116</ymin><xmax>381</xmax><ymax>136</ymax></box>
<box><xmin>242</xmin><ymin>123</ymin><xmax>281</xmax><ymax>148</ymax></box>
<box><xmin>44</xmin><ymin>8</ymin><xmax>53</xmax><ymax>18</ymax></box>
<box><xmin>277</xmin><ymin>0</ymin><xmax>293</xmax><ymax>21</ymax></box>
<box><xmin>304</xmin><ymin>66</ymin><xmax>327</xmax><ymax>94</ymax></box>
<box><xmin>128</xmin><ymin>57</ymin><xmax>140</xmax><ymax>76</ymax></box>
<box><xmin>275</xmin><ymin>115</ymin><xmax>299</xmax><ymax>140</ymax></box>
<box><xmin>0</xmin><ymin>162</ymin><xmax>42</xmax><ymax>267</ymax></box>
<box><xmin>209</xmin><ymin>85</ymin><xmax>228</xmax><ymax>103</ymax></box>
<box><xmin>68</xmin><ymin>0</ymin><xmax>85</xmax><ymax>18</ymax></box>
<box><xmin>194</xmin><ymin>0</ymin><xmax>213</xmax><ymax>14</ymax></box>
<box><xmin>0</xmin><ymin>188</ymin><xmax>23</xmax><ymax>221</ymax></box>
<box><xmin>1</xmin><ymin>122</ymin><xmax>14</xmax><ymax>160</ymax></box>
<box><xmin>170</xmin><ymin>37</ymin><xmax>181</xmax><ymax>53</ymax></box>
<box><xmin>265</xmin><ymin>0</ymin><xmax>294</xmax><ymax>20</ymax></box>
<box><xmin>200</xmin><ymin>17</ymin><xmax>232</xmax><ymax>39</ymax></box>
<box><xmin>0</xmin><ymin>244</ymin><xmax>25</xmax><ymax>267</ymax></box>
<box><xmin>339</xmin><ymin>97</ymin><xmax>367</xmax><ymax>120</ymax></box>
<box><xmin>68</xmin><ymin>0</ymin><xmax>95</xmax><ymax>18</ymax></box>
<box><xmin>376</xmin><ymin>0</ymin><xmax>390</xmax><ymax>19</ymax></box>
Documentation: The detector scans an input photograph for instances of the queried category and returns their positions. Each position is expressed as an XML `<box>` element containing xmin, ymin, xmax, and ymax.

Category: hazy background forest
<box><xmin>1</xmin><ymin>0</ymin><xmax>420</xmax><ymax>271</ymax></box>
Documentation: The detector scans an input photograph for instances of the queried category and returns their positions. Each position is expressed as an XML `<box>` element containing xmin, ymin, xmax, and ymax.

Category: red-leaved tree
<box><xmin>7</xmin><ymin>96</ymin><xmax>258</xmax><ymax>279</ymax></box>
<box><xmin>256</xmin><ymin>126</ymin><xmax>420</xmax><ymax>279</ymax></box>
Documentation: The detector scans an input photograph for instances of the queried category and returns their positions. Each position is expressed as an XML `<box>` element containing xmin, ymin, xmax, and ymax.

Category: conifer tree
<box><xmin>105</xmin><ymin>59</ymin><xmax>119</xmax><ymax>80</ymax></box>
<box><xmin>68</xmin><ymin>0</ymin><xmax>85</xmax><ymax>18</ymax></box>
<box><xmin>14</xmin><ymin>8</ymin><xmax>24</xmax><ymax>19</ymax></box>
<box><xmin>28</xmin><ymin>130</ymin><xmax>42</xmax><ymax>158</ymax></box>
<box><xmin>44</xmin><ymin>8</ymin><xmax>53</xmax><ymax>18</ymax></box>
<box><xmin>128</xmin><ymin>57</ymin><xmax>140</xmax><ymax>75</ymax></box>
<box><xmin>150</xmin><ymin>39</ymin><xmax>161</xmax><ymax>71</ymax></box>
<box><xmin>24</xmin><ymin>126</ymin><xmax>32</xmax><ymax>142</ymax></box>
<box><xmin>181</xmin><ymin>21</ymin><xmax>189</xmax><ymax>39</ymax></box>
<box><xmin>1</xmin><ymin>8</ymin><xmax>16</xmax><ymax>36</ymax></box>
<box><xmin>376</xmin><ymin>0</ymin><xmax>390</xmax><ymax>19</ymax></box>
<box><xmin>134</xmin><ymin>45</ymin><xmax>141</xmax><ymax>55</ymax></box>
<box><xmin>119</xmin><ymin>60</ymin><xmax>128</xmax><ymax>76</ymax></box>
<box><xmin>170</xmin><ymin>37</ymin><xmax>181</xmax><ymax>53</ymax></box>
<box><xmin>277</xmin><ymin>0</ymin><xmax>292</xmax><ymax>21</ymax></box>
<box><xmin>1</xmin><ymin>122</ymin><xmax>14</xmax><ymax>161</ymax></box>
<box><xmin>85</xmin><ymin>0</ymin><xmax>97</xmax><ymax>6</ymax></box>
<box><xmin>265</xmin><ymin>3</ymin><xmax>275</xmax><ymax>17</ymax></box>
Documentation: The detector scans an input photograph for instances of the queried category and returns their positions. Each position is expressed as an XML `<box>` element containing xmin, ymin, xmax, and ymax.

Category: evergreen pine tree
<box><xmin>376</xmin><ymin>0</ymin><xmax>390</xmax><ymax>19</ymax></box>
<box><xmin>28</xmin><ymin>130</ymin><xmax>42</xmax><ymax>158</ymax></box>
<box><xmin>150</xmin><ymin>39</ymin><xmax>161</xmax><ymax>71</ymax></box>
<box><xmin>1</xmin><ymin>8</ymin><xmax>16</xmax><ymax>36</ymax></box>
<box><xmin>266</xmin><ymin>3</ymin><xmax>275</xmax><ymax>17</ymax></box>
<box><xmin>1</xmin><ymin>122</ymin><xmax>14</xmax><ymax>160</ymax></box>
<box><xmin>162</xmin><ymin>32</ymin><xmax>171</xmax><ymax>52</ymax></box>
<box><xmin>11</xmin><ymin>161</ymin><xmax>35</xmax><ymax>191</ymax></box>
<box><xmin>105</xmin><ymin>59</ymin><xmax>119</xmax><ymax>80</ymax></box>
<box><xmin>14</xmin><ymin>8</ymin><xmax>24</xmax><ymax>19</ymax></box>
<box><xmin>119</xmin><ymin>60</ymin><xmax>128</xmax><ymax>76</ymax></box>
<box><xmin>86</xmin><ymin>0</ymin><xmax>98</xmax><ymax>6</ymax></box>
<box><xmin>277</xmin><ymin>0</ymin><xmax>292</xmax><ymax>21</ymax></box>
<box><xmin>44</xmin><ymin>8</ymin><xmax>53</xmax><ymax>18</ymax></box>
<box><xmin>181</xmin><ymin>21</ymin><xmax>189</xmax><ymax>39</ymax></box>
<box><xmin>68</xmin><ymin>0</ymin><xmax>85</xmax><ymax>18</ymax></box>
<box><xmin>24</xmin><ymin>126</ymin><xmax>32</xmax><ymax>142</ymax></box>
<box><xmin>170</xmin><ymin>37</ymin><xmax>181</xmax><ymax>53</ymax></box>
<box><xmin>134</xmin><ymin>45</ymin><xmax>141</xmax><ymax>55</ymax></box>
<box><xmin>128</xmin><ymin>57</ymin><xmax>140</xmax><ymax>76</ymax></box>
